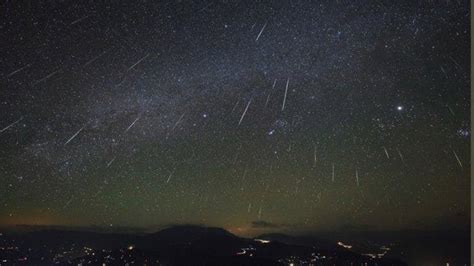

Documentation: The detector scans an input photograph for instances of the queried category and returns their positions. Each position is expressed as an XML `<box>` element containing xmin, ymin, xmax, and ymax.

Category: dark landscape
<box><xmin>0</xmin><ymin>225</ymin><xmax>469</xmax><ymax>265</ymax></box>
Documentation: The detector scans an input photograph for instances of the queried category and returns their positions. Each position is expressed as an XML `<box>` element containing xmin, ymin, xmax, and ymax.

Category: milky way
<box><xmin>0</xmin><ymin>1</ymin><xmax>470</xmax><ymax>236</ymax></box>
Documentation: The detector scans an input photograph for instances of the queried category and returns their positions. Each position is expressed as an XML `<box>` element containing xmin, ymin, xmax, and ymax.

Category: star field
<box><xmin>0</xmin><ymin>0</ymin><xmax>470</xmax><ymax>236</ymax></box>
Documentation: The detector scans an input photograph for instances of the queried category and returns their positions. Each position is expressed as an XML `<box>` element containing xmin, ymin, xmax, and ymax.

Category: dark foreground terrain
<box><xmin>0</xmin><ymin>225</ymin><xmax>469</xmax><ymax>265</ymax></box>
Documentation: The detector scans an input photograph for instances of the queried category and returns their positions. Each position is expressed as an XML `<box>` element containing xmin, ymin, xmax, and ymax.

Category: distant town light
<box><xmin>254</xmin><ymin>238</ymin><xmax>271</xmax><ymax>244</ymax></box>
<box><xmin>337</xmin><ymin>241</ymin><xmax>352</xmax><ymax>249</ymax></box>
<box><xmin>236</xmin><ymin>249</ymin><xmax>246</xmax><ymax>255</ymax></box>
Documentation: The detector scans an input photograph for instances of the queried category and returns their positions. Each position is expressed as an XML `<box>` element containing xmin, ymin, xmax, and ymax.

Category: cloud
<box><xmin>251</xmin><ymin>220</ymin><xmax>280</xmax><ymax>228</ymax></box>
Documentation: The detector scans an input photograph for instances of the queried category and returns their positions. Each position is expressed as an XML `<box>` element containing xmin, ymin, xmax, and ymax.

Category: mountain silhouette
<box><xmin>143</xmin><ymin>225</ymin><xmax>242</xmax><ymax>246</ymax></box>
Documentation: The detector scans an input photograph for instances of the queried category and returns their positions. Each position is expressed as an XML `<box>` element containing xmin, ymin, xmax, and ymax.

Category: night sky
<box><xmin>0</xmin><ymin>0</ymin><xmax>470</xmax><ymax>236</ymax></box>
